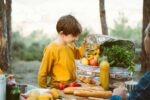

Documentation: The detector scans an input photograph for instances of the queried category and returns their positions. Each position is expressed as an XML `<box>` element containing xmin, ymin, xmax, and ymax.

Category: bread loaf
<box><xmin>63</xmin><ymin>87</ymin><xmax>76</xmax><ymax>94</ymax></box>
<box><xmin>63</xmin><ymin>86</ymin><xmax>104</xmax><ymax>94</ymax></box>
<box><xmin>77</xmin><ymin>76</ymin><xmax>96</xmax><ymax>84</ymax></box>
<box><xmin>64</xmin><ymin>86</ymin><xmax>112</xmax><ymax>98</ymax></box>
<box><xmin>74</xmin><ymin>90</ymin><xmax>112</xmax><ymax>98</ymax></box>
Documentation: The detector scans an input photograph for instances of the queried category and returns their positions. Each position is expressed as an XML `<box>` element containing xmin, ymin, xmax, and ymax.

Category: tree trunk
<box><xmin>6</xmin><ymin>0</ymin><xmax>12</xmax><ymax>72</ymax></box>
<box><xmin>0</xmin><ymin>0</ymin><xmax>10</xmax><ymax>72</ymax></box>
<box><xmin>141</xmin><ymin>0</ymin><xmax>150</xmax><ymax>72</ymax></box>
<box><xmin>99</xmin><ymin>0</ymin><xmax>108</xmax><ymax>35</ymax></box>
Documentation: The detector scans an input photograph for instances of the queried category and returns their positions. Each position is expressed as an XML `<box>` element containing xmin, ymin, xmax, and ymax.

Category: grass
<box><xmin>12</xmin><ymin>60</ymin><xmax>40</xmax><ymax>86</ymax></box>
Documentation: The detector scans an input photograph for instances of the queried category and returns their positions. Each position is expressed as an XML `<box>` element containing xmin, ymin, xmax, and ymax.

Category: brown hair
<box><xmin>56</xmin><ymin>15</ymin><xmax>82</xmax><ymax>37</ymax></box>
<box><xmin>145</xmin><ymin>23</ymin><xmax>150</xmax><ymax>37</ymax></box>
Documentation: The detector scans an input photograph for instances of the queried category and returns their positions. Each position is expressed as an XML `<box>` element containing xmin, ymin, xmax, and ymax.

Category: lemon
<box><xmin>38</xmin><ymin>93</ymin><xmax>53</xmax><ymax>100</ymax></box>
<box><xmin>49</xmin><ymin>88</ymin><xmax>59</xmax><ymax>99</ymax></box>
<box><xmin>28</xmin><ymin>89</ymin><xmax>40</xmax><ymax>99</ymax></box>
<box><xmin>80</xmin><ymin>58</ymin><xmax>89</xmax><ymax>65</ymax></box>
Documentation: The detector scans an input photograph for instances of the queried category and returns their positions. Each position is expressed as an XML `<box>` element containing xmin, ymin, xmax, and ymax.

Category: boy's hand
<box><xmin>82</xmin><ymin>39</ymin><xmax>88</xmax><ymax>47</ymax></box>
<box><xmin>113</xmin><ymin>86</ymin><xmax>128</xmax><ymax>100</ymax></box>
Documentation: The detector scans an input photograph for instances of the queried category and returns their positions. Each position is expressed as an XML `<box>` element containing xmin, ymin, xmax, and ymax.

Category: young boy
<box><xmin>38</xmin><ymin>15</ymin><xmax>85</xmax><ymax>88</ymax></box>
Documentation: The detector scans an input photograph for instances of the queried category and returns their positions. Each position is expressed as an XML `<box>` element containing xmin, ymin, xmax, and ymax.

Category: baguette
<box><xmin>63</xmin><ymin>86</ymin><xmax>104</xmax><ymax>94</ymax></box>
<box><xmin>63</xmin><ymin>87</ymin><xmax>87</xmax><ymax>94</ymax></box>
<box><xmin>63</xmin><ymin>87</ymin><xmax>77</xmax><ymax>94</ymax></box>
<box><xmin>85</xmin><ymin>86</ymin><xmax>104</xmax><ymax>91</ymax></box>
<box><xmin>74</xmin><ymin>90</ymin><xmax>112</xmax><ymax>99</ymax></box>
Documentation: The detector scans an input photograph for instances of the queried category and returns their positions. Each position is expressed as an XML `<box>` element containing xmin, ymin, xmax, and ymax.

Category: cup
<box><xmin>125</xmin><ymin>80</ymin><xmax>138</xmax><ymax>93</ymax></box>
<box><xmin>18</xmin><ymin>84</ymin><xmax>27</xmax><ymax>93</ymax></box>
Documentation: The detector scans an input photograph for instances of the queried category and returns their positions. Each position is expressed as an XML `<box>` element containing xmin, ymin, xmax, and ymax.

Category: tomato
<box><xmin>74</xmin><ymin>83</ymin><xmax>81</xmax><ymax>87</ymax></box>
<box><xmin>58</xmin><ymin>82</ymin><xmax>65</xmax><ymax>90</ymax></box>
<box><xmin>68</xmin><ymin>82</ymin><xmax>81</xmax><ymax>87</ymax></box>
<box><xmin>68</xmin><ymin>82</ymin><xmax>76</xmax><ymax>87</ymax></box>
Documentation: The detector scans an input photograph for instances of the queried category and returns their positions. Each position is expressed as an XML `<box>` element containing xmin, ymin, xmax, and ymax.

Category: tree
<box><xmin>6</xmin><ymin>0</ymin><xmax>12</xmax><ymax>65</ymax></box>
<box><xmin>0</xmin><ymin>0</ymin><xmax>11</xmax><ymax>72</ymax></box>
<box><xmin>141</xmin><ymin>0</ymin><xmax>150</xmax><ymax>72</ymax></box>
<box><xmin>99</xmin><ymin>0</ymin><xmax>108</xmax><ymax>35</ymax></box>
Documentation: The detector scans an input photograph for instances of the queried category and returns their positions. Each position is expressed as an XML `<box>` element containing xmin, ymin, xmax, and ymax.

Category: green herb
<box><xmin>128</xmin><ymin>61</ymin><xmax>135</xmax><ymax>78</ymax></box>
<box><xmin>101</xmin><ymin>45</ymin><xmax>134</xmax><ymax>68</ymax></box>
<box><xmin>11</xmin><ymin>85</ymin><xmax>20</xmax><ymax>94</ymax></box>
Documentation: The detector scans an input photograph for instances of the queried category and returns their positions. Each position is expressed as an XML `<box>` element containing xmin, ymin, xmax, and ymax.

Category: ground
<box><xmin>12</xmin><ymin>60</ymin><xmax>40</xmax><ymax>86</ymax></box>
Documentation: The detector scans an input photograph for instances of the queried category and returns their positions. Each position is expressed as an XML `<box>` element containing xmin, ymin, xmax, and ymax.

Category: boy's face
<box><xmin>63</xmin><ymin>34</ymin><xmax>78</xmax><ymax>44</ymax></box>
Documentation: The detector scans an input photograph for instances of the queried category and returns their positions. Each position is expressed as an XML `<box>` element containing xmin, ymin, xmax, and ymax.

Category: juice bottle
<box><xmin>99</xmin><ymin>58</ymin><xmax>110</xmax><ymax>90</ymax></box>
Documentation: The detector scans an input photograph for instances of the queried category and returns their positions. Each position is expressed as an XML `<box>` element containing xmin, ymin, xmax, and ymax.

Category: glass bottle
<box><xmin>100</xmin><ymin>58</ymin><xmax>110</xmax><ymax>90</ymax></box>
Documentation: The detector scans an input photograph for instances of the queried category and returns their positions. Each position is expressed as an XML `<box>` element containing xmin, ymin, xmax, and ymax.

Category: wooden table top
<box><xmin>58</xmin><ymin>90</ymin><xmax>108</xmax><ymax>100</ymax></box>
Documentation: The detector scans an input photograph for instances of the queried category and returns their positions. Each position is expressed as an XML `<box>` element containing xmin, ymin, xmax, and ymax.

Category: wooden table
<box><xmin>58</xmin><ymin>90</ymin><xmax>108</xmax><ymax>100</ymax></box>
<box><xmin>20</xmin><ymin>84</ymin><xmax>109</xmax><ymax>100</ymax></box>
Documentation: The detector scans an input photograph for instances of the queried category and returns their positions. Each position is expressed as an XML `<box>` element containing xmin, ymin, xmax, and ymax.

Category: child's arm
<box><xmin>72</xmin><ymin>43</ymin><xmax>86</xmax><ymax>59</ymax></box>
<box><xmin>38</xmin><ymin>46</ymin><xmax>54</xmax><ymax>88</ymax></box>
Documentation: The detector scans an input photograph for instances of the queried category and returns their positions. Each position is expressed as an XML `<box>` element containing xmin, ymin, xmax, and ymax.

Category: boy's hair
<box><xmin>145</xmin><ymin>23</ymin><xmax>150</xmax><ymax>37</ymax></box>
<box><xmin>56</xmin><ymin>15</ymin><xmax>82</xmax><ymax>36</ymax></box>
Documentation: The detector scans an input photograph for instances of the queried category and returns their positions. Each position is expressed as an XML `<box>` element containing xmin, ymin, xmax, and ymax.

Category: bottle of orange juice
<box><xmin>99</xmin><ymin>57</ymin><xmax>110</xmax><ymax>90</ymax></box>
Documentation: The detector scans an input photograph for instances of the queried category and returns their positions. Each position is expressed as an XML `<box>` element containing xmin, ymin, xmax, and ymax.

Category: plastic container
<box><xmin>0</xmin><ymin>74</ymin><xmax>6</xmax><ymax>100</ymax></box>
<box><xmin>125</xmin><ymin>80</ymin><xmax>138</xmax><ymax>93</ymax></box>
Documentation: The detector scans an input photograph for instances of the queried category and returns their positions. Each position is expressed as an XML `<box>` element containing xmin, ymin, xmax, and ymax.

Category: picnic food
<box><xmin>80</xmin><ymin>58</ymin><xmax>89</xmax><ymax>65</ymax></box>
<box><xmin>26</xmin><ymin>88</ymin><xmax>59</xmax><ymax>100</ymax></box>
<box><xmin>38</xmin><ymin>93</ymin><xmax>53</xmax><ymax>100</ymax></box>
<box><xmin>27</xmin><ymin>90</ymin><xmax>40</xmax><ymax>100</ymax></box>
<box><xmin>58</xmin><ymin>82</ymin><xmax>81</xmax><ymax>90</ymax></box>
<box><xmin>48</xmin><ymin>88</ymin><xmax>59</xmax><ymax>99</ymax></box>
<box><xmin>63</xmin><ymin>86</ymin><xmax>104</xmax><ymax>94</ymax></box>
<box><xmin>58</xmin><ymin>82</ymin><xmax>65</xmax><ymax>90</ymax></box>
<box><xmin>68</xmin><ymin>82</ymin><xmax>81</xmax><ymax>87</ymax></box>
<box><xmin>100</xmin><ymin>59</ymin><xmax>110</xmax><ymax>90</ymax></box>
<box><xmin>63</xmin><ymin>86</ymin><xmax>112</xmax><ymax>98</ymax></box>
<box><xmin>74</xmin><ymin>90</ymin><xmax>112</xmax><ymax>98</ymax></box>
<box><xmin>27</xmin><ymin>96</ymin><xmax>38</xmax><ymax>100</ymax></box>
<box><xmin>63</xmin><ymin>87</ymin><xmax>80</xmax><ymax>94</ymax></box>
<box><xmin>89</xmin><ymin>58</ymin><xmax>99</xmax><ymax>66</ymax></box>
<box><xmin>77</xmin><ymin>76</ymin><xmax>96</xmax><ymax>84</ymax></box>
<box><xmin>80</xmin><ymin>45</ymin><xmax>100</xmax><ymax>67</ymax></box>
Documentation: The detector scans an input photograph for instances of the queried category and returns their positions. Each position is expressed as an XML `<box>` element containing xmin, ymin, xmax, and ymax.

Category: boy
<box><xmin>38</xmin><ymin>15</ymin><xmax>85</xmax><ymax>88</ymax></box>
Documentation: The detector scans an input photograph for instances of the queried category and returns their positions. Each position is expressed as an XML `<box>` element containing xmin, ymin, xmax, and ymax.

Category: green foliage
<box><xmin>128</xmin><ymin>62</ymin><xmax>135</xmax><ymax>77</ymax></box>
<box><xmin>12</xmin><ymin>30</ymin><xmax>52</xmax><ymax>61</ymax></box>
<box><xmin>110</xmin><ymin>14</ymin><xmax>142</xmax><ymax>48</ymax></box>
<box><xmin>12</xmin><ymin>29</ymin><xmax>88</xmax><ymax>61</ymax></box>
<box><xmin>102</xmin><ymin>45</ymin><xmax>134</xmax><ymax>68</ymax></box>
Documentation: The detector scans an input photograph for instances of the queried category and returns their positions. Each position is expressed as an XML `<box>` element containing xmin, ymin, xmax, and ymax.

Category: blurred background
<box><xmin>12</xmin><ymin>0</ymin><xmax>142</xmax><ymax>61</ymax></box>
<box><xmin>6</xmin><ymin>0</ymin><xmax>142</xmax><ymax>85</ymax></box>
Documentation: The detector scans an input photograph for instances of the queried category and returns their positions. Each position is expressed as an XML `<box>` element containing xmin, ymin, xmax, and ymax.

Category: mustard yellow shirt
<box><xmin>38</xmin><ymin>42</ymin><xmax>84</xmax><ymax>88</ymax></box>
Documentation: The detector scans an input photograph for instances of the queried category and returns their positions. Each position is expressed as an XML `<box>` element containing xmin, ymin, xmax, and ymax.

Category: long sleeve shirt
<box><xmin>38</xmin><ymin>42</ymin><xmax>85</xmax><ymax>88</ymax></box>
